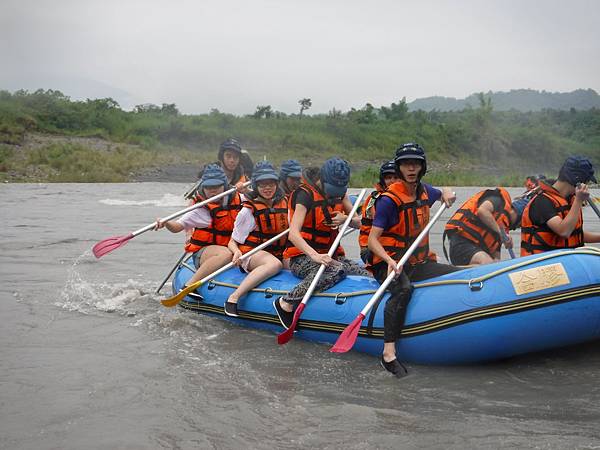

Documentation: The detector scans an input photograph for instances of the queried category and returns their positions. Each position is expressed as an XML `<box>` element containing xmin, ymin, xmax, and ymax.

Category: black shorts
<box><xmin>447</xmin><ymin>232</ymin><xmax>485</xmax><ymax>266</ymax></box>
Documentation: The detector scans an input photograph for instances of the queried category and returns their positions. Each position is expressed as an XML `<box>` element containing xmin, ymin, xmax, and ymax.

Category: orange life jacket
<box><xmin>367</xmin><ymin>181</ymin><xmax>436</xmax><ymax>269</ymax></box>
<box><xmin>444</xmin><ymin>188</ymin><xmax>513</xmax><ymax>256</ymax></box>
<box><xmin>359</xmin><ymin>185</ymin><xmax>385</xmax><ymax>249</ymax></box>
<box><xmin>283</xmin><ymin>179</ymin><xmax>345</xmax><ymax>259</ymax></box>
<box><xmin>185</xmin><ymin>192</ymin><xmax>242</xmax><ymax>253</ymax></box>
<box><xmin>520</xmin><ymin>181</ymin><xmax>584</xmax><ymax>256</ymax></box>
<box><xmin>238</xmin><ymin>194</ymin><xmax>289</xmax><ymax>259</ymax></box>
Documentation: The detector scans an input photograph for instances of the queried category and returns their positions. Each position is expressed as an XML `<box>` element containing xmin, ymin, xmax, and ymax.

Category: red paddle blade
<box><xmin>277</xmin><ymin>303</ymin><xmax>305</xmax><ymax>345</ymax></box>
<box><xmin>92</xmin><ymin>233</ymin><xmax>134</xmax><ymax>258</ymax></box>
<box><xmin>330</xmin><ymin>313</ymin><xmax>365</xmax><ymax>353</ymax></box>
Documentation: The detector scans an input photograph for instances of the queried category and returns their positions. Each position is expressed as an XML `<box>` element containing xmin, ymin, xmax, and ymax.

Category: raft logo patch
<box><xmin>509</xmin><ymin>263</ymin><xmax>570</xmax><ymax>295</ymax></box>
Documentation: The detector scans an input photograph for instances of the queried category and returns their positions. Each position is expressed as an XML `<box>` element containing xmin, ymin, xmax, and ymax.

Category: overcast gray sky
<box><xmin>1</xmin><ymin>0</ymin><xmax>599</xmax><ymax>114</ymax></box>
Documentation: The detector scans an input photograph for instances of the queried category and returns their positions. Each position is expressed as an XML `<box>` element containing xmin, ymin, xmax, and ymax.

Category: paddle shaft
<box><xmin>133</xmin><ymin>182</ymin><xmax>251</xmax><ymax>237</ymax></box>
<box><xmin>589</xmin><ymin>197</ymin><xmax>600</xmax><ymax>219</ymax></box>
<box><xmin>500</xmin><ymin>228</ymin><xmax>516</xmax><ymax>259</ymax></box>
<box><xmin>156</xmin><ymin>251</ymin><xmax>190</xmax><ymax>294</ymax></box>
<box><xmin>297</xmin><ymin>189</ymin><xmax>368</xmax><ymax>307</ymax></box>
<box><xmin>357</xmin><ymin>203</ymin><xmax>448</xmax><ymax>318</ymax></box>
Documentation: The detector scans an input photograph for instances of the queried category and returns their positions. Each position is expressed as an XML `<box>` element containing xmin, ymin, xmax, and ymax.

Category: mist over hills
<box><xmin>408</xmin><ymin>89</ymin><xmax>600</xmax><ymax>112</ymax></box>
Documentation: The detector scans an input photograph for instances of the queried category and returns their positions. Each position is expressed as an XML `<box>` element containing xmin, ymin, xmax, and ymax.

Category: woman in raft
<box><xmin>225</xmin><ymin>161</ymin><xmax>289</xmax><ymax>317</ymax></box>
<box><xmin>273</xmin><ymin>157</ymin><xmax>372</xmax><ymax>328</ymax></box>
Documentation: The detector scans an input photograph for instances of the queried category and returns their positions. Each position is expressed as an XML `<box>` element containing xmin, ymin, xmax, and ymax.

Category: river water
<box><xmin>1</xmin><ymin>183</ymin><xmax>599</xmax><ymax>450</ymax></box>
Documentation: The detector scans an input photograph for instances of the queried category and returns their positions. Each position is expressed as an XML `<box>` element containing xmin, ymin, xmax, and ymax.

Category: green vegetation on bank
<box><xmin>1</xmin><ymin>89</ymin><xmax>599</xmax><ymax>184</ymax></box>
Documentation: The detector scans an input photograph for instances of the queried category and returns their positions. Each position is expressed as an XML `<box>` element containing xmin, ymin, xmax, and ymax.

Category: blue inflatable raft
<box><xmin>172</xmin><ymin>247</ymin><xmax>600</xmax><ymax>365</ymax></box>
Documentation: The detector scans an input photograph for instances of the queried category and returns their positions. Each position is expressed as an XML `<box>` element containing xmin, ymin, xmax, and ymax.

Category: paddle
<box><xmin>155</xmin><ymin>251</ymin><xmax>190</xmax><ymax>294</ymax></box>
<box><xmin>277</xmin><ymin>189</ymin><xmax>368</xmax><ymax>345</ymax></box>
<box><xmin>330</xmin><ymin>202</ymin><xmax>449</xmax><ymax>353</ymax></box>
<box><xmin>161</xmin><ymin>228</ymin><xmax>290</xmax><ymax>307</ymax></box>
<box><xmin>92</xmin><ymin>182</ymin><xmax>250</xmax><ymax>258</ymax></box>
<box><xmin>500</xmin><ymin>229</ymin><xmax>516</xmax><ymax>259</ymax></box>
<box><xmin>588</xmin><ymin>197</ymin><xmax>600</xmax><ymax>219</ymax></box>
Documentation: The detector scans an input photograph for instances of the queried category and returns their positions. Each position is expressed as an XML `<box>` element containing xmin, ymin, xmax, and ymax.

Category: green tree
<box><xmin>299</xmin><ymin>98</ymin><xmax>312</xmax><ymax>118</ymax></box>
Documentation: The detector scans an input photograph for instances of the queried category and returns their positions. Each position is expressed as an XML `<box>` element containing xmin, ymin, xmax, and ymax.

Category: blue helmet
<box><xmin>200</xmin><ymin>163</ymin><xmax>228</xmax><ymax>190</ymax></box>
<box><xmin>320</xmin><ymin>157</ymin><xmax>350</xmax><ymax>198</ymax></box>
<box><xmin>558</xmin><ymin>156</ymin><xmax>596</xmax><ymax>186</ymax></box>
<box><xmin>394</xmin><ymin>142</ymin><xmax>427</xmax><ymax>179</ymax></box>
<box><xmin>279</xmin><ymin>159</ymin><xmax>303</xmax><ymax>180</ymax></box>
<box><xmin>251</xmin><ymin>161</ymin><xmax>279</xmax><ymax>192</ymax></box>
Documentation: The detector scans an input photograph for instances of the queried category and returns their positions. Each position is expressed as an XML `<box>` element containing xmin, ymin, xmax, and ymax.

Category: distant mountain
<box><xmin>408</xmin><ymin>89</ymin><xmax>600</xmax><ymax>112</ymax></box>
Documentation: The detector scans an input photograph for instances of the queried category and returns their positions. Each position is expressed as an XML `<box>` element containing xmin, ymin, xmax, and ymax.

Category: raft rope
<box><xmin>195</xmin><ymin>247</ymin><xmax>600</xmax><ymax>298</ymax></box>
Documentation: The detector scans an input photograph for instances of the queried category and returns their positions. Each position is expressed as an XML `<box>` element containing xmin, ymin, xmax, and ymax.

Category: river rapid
<box><xmin>1</xmin><ymin>183</ymin><xmax>599</xmax><ymax>450</ymax></box>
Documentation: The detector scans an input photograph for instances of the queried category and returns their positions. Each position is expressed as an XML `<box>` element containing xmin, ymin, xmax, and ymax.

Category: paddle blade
<box><xmin>92</xmin><ymin>233</ymin><xmax>134</xmax><ymax>258</ymax></box>
<box><xmin>161</xmin><ymin>280</ymin><xmax>202</xmax><ymax>308</ymax></box>
<box><xmin>277</xmin><ymin>303</ymin><xmax>305</xmax><ymax>345</ymax></box>
<box><xmin>330</xmin><ymin>313</ymin><xmax>366</xmax><ymax>353</ymax></box>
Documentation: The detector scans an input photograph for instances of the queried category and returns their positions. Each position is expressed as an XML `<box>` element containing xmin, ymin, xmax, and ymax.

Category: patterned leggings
<box><xmin>282</xmin><ymin>254</ymin><xmax>372</xmax><ymax>304</ymax></box>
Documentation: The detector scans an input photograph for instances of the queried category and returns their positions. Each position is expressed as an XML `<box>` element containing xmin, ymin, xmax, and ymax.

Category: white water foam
<box><xmin>99</xmin><ymin>193</ymin><xmax>186</xmax><ymax>207</ymax></box>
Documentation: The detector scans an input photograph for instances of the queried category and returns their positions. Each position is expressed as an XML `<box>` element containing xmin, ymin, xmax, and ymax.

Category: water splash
<box><xmin>99</xmin><ymin>193</ymin><xmax>185</xmax><ymax>207</ymax></box>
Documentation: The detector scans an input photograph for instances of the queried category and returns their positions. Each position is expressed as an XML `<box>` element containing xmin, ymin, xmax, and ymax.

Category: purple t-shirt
<box><xmin>372</xmin><ymin>183</ymin><xmax>441</xmax><ymax>230</ymax></box>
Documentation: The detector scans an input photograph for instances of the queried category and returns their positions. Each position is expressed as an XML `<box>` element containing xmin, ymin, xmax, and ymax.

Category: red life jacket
<box><xmin>283</xmin><ymin>179</ymin><xmax>345</xmax><ymax>259</ymax></box>
<box><xmin>444</xmin><ymin>188</ymin><xmax>513</xmax><ymax>256</ymax></box>
<box><xmin>520</xmin><ymin>181</ymin><xmax>584</xmax><ymax>256</ymax></box>
<box><xmin>185</xmin><ymin>192</ymin><xmax>242</xmax><ymax>253</ymax></box>
<box><xmin>238</xmin><ymin>194</ymin><xmax>289</xmax><ymax>259</ymax></box>
<box><xmin>367</xmin><ymin>181</ymin><xmax>436</xmax><ymax>269</ymax></box>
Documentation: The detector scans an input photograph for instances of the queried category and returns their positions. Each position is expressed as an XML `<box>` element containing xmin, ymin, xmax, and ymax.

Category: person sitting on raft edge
<box><xmin>366</xmin><ymin>143</ymin><xmax>460</xmax><ymax>378</ymax></box>
<box><xmin>273</xmin><ymin>157</ymin><xmax>372</xmax><ymax>328</ymax></box>
<box><xmin>155</xmin><ymin>163</ymin><xmax>244</xmax><ymax>289</ymax></box>
<box><xmin>225</xmin><ymin>161</ymin><xmax>289</xmax><ymax>317</ymax></box>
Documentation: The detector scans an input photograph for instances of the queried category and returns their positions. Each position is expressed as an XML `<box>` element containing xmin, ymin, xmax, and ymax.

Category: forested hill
<box><xmin>1</xmin><ymin>89</ymin><xmax>599</xmax><ymax>184</ymax></box>
<box><xmin>409</xmin><ymin>89</ymin><xmax>600</xmax><ymax>112</ymax></box>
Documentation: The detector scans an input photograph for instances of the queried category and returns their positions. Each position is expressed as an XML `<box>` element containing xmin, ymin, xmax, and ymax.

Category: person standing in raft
<box><xmin>521</xmin><ymin>156</ymin><xmax>600</xmax><ymax>256</ymax></box>
<box><xmin>225</xmin><ymin>162</ymin><xmax>289</xmax><ymax>317</ymax></box>
<box><xmin>155</xmin><ymin>164</ymin><xmax>244</xmax><ymax>288</ymax></box>
<box><xmin>367</xmin><ymin>143</ymin><xmax>460</xmax><ymax>378</ymax></box>
<box><xmin>443</xmin><ymin>188</ymin><xmax>527</xmax><ymax>265</ymax></box>
<box><xmin>359</xmin><ymin>160</ymin><xmax>400</xmax><ymax>264</ymax></box>
<box><xmin>278</xmin><ymin>159</ymin><xmax>303</xmax><ymax>197</ymax></box>
<box><xmin>273</xmin><ymin>157</ymin><xmax>371</xmax><ymax>328</ymax></box>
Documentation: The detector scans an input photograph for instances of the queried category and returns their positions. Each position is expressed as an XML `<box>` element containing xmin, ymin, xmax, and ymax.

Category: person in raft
<box><xmin>273</xmin><ymin>157</ymin><xmax>371</xmax><ymax>328</ymax></box>
<box><xmin>155</xmin><ymin>163</ymin><xmax>244</xmax><ymax>288</ymax></box>
<box><xmin>359</xmin><ymin>160</ymin><xmax>400</xmax><ymax>264</ymax></box>
<box><xmin>521</xmin><ymin>156</ymin><xmax>600</xmax><ymax>256</ymax></box>
<box><xmin>184</xmin><ymin>138</ymin><xmax>252</xmax><ymax>200</ymax></box>
<box><xmin>443</xmin><ymin>188</ymin><xmax>528</xmax><ymax>265</ymax></box>
<box><xmin>278</xmin><ymin>159</ymin><xmax>303</xmax><ymax>197</ymax></box>
<box><xmin>367</xmin><ymin>143</ymin><xmax>460</xmax><ymax>378</ymax></box>
<box><xmin>225</xmin><ymin>161</ymin><xmax>289</xmax><ymax>317</ymax></box>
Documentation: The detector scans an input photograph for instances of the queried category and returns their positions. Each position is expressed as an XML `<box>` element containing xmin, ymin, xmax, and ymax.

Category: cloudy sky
<box><xmin>1</xmin><ymin>0</ymin><xmax>599</xmax><ymax>114</ymax></box>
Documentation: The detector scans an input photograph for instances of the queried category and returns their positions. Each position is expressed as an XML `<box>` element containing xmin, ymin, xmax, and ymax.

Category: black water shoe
<box><xmin>273</xmin><ymin>297</ymin><xmax>294</xmax><ymax>329</ymax></box>
<box><xmin>380</xmin><ymin>356</ymin><xmax>408</xmax><ymax>378</ymax></box>
<box><xmin>224</xmin><ymin>301</ymin><xmax>239</xmax><ymax>317</ymax></box>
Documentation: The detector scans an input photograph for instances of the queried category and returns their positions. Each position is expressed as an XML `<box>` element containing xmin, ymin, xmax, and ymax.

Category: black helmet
<box><xmin>558</xmin><ymin>156</ymin><xmax>596</xmax><ymax>186</ymax></box>
<box><xmin>379</xmin><ymin>160</ymin><xmax>396</xmax><ymax>187</ymax></box>
<box><xmin>394</xmin><ymin>142</ymin><xmax>427</xmax><ymax>180</ymax></box>
<box><xmin>218</xmin><ymin>138</ymin><xmax>242</xmax><ymax>162</ymax></box>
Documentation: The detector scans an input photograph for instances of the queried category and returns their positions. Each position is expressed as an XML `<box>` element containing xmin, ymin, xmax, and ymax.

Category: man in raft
<box><xmin>521</xmin><ymin>156</ymin><xmax>600</xmax><ymax>256</ymax></box>
<box><xmin>367</xmin><ymin>143</ymin><xmax>459</xmax><ymax>377</ymax></box>
<box><xmin>443</xmin><ymin>188</ymin><xmax>527</xmax><ymax>265</ymax></box>
<box><xmin>358</xmin><ymin>160</ymin><xmax>399</xmax><ymax>264</ymax></box>
<box><xmin>155</xmin><ymin>163</ymin><xmax>243</xmax><ymax>288</ymax></box>
<box><xmin>273</xmin><ymin>157</ymin><xmax>371</xmax><ymax>328</ymax></box>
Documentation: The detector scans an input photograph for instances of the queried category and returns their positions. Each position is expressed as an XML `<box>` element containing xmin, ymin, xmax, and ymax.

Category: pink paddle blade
<box><xmin>92</xmin><ymin>233</ymin><xmax>134</xmax><ymax>258</ymax></box>
<box><xmin>330</xmin><ymin>313</ymin><xmax>365</xmax><ymax>353</ymax></box>
<box><xmin>277</xmin><ymin>303</ymin><xmax>305</xmax><ymax>345</ymax></box>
